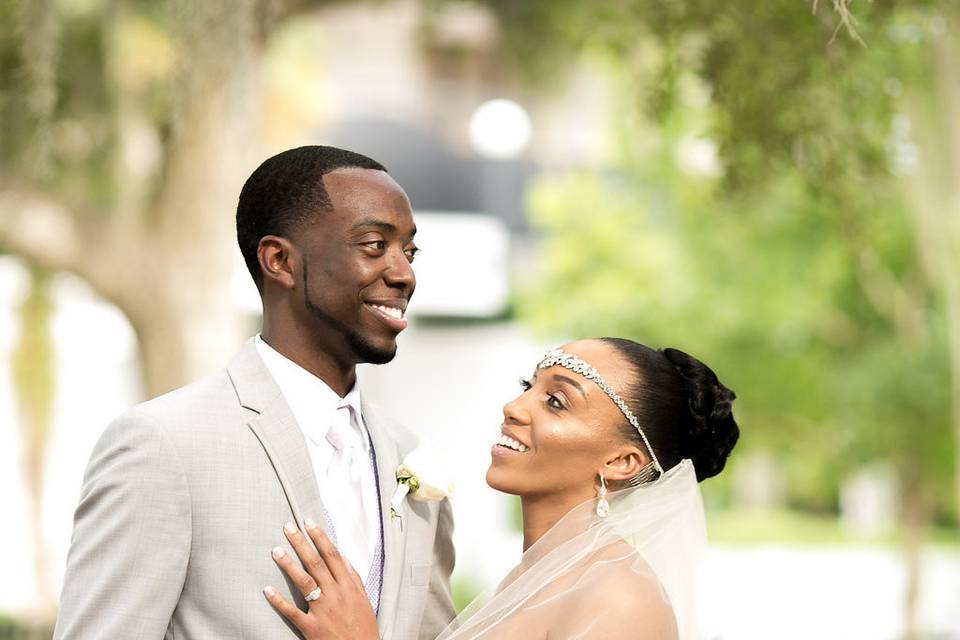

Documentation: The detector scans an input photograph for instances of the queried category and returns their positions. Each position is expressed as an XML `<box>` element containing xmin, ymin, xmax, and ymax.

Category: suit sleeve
<box><xmin>417</xmin><ymin>498</ymin><xmax>456</xmax><ymax>640</ymax></box>
<box><xmin>53</xmin><ymin>411</ymin><xmax>192</xmax><ymax>640</ymax></box>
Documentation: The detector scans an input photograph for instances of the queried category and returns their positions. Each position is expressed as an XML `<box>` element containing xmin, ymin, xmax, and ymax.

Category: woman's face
<box><xmin>486</xmin><ymin>339</ymin><xmax>646</xmax><ymax>500</ymax></box>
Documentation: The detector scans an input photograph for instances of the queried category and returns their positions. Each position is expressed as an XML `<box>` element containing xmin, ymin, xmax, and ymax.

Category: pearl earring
<box><xmin>596</xmin><ymin>473</ymin><xmax>609</xmax><ymax>518</ymax></box>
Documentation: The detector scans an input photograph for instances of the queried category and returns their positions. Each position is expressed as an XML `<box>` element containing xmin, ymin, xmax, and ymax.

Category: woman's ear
<box><xmin>258</xmin><ymin>235</ymin><xmax>298</xmax><ymax>290</ymax></box>
<box><xmin>602</xmin><ymin>447</ymin><xmax>648</xmax><ymax>483</ymax></box>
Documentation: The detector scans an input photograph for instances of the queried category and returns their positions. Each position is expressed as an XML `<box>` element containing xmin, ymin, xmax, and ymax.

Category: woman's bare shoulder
<box><xmin>550</xmin><ymin>544</ymin><xmax>678</xmax><ymax>639</ymax></box>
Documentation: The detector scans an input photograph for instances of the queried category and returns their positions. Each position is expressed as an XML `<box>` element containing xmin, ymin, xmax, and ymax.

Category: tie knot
<box><xmin>327</xmin><ymin>404</ymin><xmax>359</xmax><ymax>452</ymax></box>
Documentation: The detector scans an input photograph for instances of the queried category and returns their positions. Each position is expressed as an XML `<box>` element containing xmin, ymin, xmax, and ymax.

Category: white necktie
<box><xmin>324</xmin><ymin>404</ymin><xmax>374</xmax><ymax>581</ymax></box>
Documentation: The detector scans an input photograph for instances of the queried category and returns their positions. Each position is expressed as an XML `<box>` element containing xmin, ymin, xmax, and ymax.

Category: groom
<box><xmin>54</xmin><ymin>146</ymin><xmax>456</xmax><ymax>639</ymax></box>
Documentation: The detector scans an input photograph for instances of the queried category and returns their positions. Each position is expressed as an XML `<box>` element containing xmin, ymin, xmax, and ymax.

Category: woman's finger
<box><xmin>344</xmin><ymin>556</ymin><xmax>366</xmax><ymax>592</ymax></box>
<box><xmin>263</xmin><ymin>585</ymin><xmax>310</xmax><ymax>631</ymax></box>
<box><xmin>271</xmin><ymin>545</ymin><xmax>323</xmax><ymax>602</ymax></box>
<box><xmin>283</xmin><ymin>522</ymin><xmax>334</xmax><ymax>591</ymax></box>
<box><xmin>303</xmin><ymin>518</ymin><xmax>354</xmax><ymax>586</ymax></box>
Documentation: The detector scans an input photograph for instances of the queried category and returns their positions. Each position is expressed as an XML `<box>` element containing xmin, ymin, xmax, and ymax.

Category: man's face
<box><xmin>293</xmin><ymin>168</ymin><xmax>417</xmax><ymax>365</ymax></box>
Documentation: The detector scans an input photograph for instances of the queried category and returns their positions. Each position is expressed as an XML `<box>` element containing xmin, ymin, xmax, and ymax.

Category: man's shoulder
<box><xmin>136</xmin><ymin>368</ymin><xmax>236</xmax><ymax>415</ymax></box>
<box><xmin>106</xmin><ymin>368</ymin><xmax>241</xmax><ymax>439</ymax></box>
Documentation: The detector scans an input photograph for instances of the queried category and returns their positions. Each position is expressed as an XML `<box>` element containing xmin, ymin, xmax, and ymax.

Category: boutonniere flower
<box><xmin>390</xmin><ymin>445</ymin><xmax>454</xmax><ymax>528</ymax></box>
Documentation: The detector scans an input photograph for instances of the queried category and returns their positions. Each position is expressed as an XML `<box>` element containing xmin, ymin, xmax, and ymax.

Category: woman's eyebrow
<box><xmin>553</xmin><ymin>374</ymin><xmax>586</xmax><ymax>399</ymax></box>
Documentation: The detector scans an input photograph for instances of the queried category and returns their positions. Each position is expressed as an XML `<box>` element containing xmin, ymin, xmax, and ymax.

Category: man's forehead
<box><xmin>321</xmin><ymin>166</ymin><xmax>401</xmax><ymax>196</ymax></box>
<box><xmin>317</xmin><ymin>168</ymin><xmax>415</xmax><ymax>234</ymax></box>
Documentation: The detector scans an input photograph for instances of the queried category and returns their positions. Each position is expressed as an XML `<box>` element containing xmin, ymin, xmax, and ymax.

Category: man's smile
<box><xmin>363</xmin><ymin>299</ymin><xmax>409</xmax><ymax>332</ymax></box>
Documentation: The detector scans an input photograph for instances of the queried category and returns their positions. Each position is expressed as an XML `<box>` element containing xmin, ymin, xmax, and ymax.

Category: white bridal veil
<box><xmin>437</xmin><ymin>459</ymin><xmax>707</xmax><ymax>640</ymax></box>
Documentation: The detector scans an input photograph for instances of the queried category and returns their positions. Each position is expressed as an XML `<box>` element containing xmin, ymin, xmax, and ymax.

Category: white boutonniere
<box><xmin>390</xmin><ymin>445</ymin><xmax>454</xmax><ymax>529</ymax></box>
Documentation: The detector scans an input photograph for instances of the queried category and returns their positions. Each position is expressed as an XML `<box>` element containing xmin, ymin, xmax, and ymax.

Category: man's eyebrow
<box><xmin>349</xmin><ymin>217</ymin><xmax>417</xmax><ymax>238</ymax></box>
<box><xmin>553</xmin><ymin>374</ymin><xmax>586</xmax><ymax>399</ymax></box>
<box><xmin>350</xmin><ymin>217</ymin><xmax>397</xmax><ymax>232</ymax></box>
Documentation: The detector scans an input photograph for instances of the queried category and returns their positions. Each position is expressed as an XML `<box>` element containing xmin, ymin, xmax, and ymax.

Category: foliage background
<box><xmin>1</xmin><ymin>0</ymin><xmax>958</xmax><ymax>637</ymax></box>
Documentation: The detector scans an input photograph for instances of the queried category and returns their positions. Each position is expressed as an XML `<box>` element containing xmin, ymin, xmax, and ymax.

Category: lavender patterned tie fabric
<box><xmin>321</xmin><ymin>433</ymin><xmax>385</xmax><ymax>613</ymax></box>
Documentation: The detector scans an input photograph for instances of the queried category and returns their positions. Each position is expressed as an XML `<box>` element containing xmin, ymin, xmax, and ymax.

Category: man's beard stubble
<box><xmin>302</xmin><ymin>260</ymin><xmax>397</xmax><ymax>365</ymax></box>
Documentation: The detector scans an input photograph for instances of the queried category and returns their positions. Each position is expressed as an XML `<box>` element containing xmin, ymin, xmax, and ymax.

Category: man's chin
<box><xmin>349</xmin><ymin>333</ymin><xmax>397</xmax><ymax>365</ymax></box>
<box><xmin>364</xmin><ymin>349</ymin><xmax>397</xmax><ymax>365</ymax></box>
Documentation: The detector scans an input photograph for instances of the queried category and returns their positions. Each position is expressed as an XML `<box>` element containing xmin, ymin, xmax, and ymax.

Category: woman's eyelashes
<box><xmin>518</xmin><ymin>376</ymin><xmax>567</xmax><ymax>411</ymax></box>
<box><xmin>545</xmin><ymin>393</ymin><xmax>566</xmax><ymax>411</ymax></box>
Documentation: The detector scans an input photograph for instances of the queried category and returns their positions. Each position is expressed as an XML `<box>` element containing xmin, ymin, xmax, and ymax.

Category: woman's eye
<box><xmin>547</xmin><ymin>394</ymin><xmax>565</xmax><ymax>410</ymax></box>
<box><xmin>518</xmin><ymin>377</ymin><xmax>532</xmax><ymax>391</ymax></box>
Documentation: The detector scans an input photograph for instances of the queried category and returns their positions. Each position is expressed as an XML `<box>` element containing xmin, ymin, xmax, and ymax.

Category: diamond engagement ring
<box><xmin>304</xmin><ymin>587</ymin><xmax>321</xmax><ymax>602</ymax></box>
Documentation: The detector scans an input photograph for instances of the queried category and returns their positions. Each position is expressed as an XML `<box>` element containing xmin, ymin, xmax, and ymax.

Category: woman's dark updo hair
<box><xmin>600</xmin><ymin>338</ymin><xmax>739</xmax><ymax>482</ymax></box>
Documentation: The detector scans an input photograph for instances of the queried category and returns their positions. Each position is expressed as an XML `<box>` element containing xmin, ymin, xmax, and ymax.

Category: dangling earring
<box><xmin>596</xmin><ymin>473</ymin><xmax>609</xmax><ymax>518</ymax></box>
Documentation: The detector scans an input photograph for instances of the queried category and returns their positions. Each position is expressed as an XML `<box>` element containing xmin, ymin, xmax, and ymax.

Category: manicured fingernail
<box><xmin>272</xmin><ymin>546</ymin><xmax>285</xmax><ymax>559</ymax></box>
<box><xmin>264</xmin><ymin>585</ymin><xmax>276</xmax><ymax>597</ymax></box>
<box><xmin>304</xmin><ymin>518</ymin><xmax>316</xmax><ymax>530</ymax></box>
<box><xmin>283</xmin><ymin>522</ymin><xmax>296</xmax><ymax>534</ymax></box>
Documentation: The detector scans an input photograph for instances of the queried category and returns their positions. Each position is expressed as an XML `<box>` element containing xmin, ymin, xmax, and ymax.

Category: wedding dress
<box><xmin>436</xmin><ymin>459</ymin><xmax>706</xmax><ymax>640</ymax></box>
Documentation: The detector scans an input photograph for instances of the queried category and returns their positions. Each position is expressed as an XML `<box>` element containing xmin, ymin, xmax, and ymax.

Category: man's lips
<box><xmin>363</xmin><ymin>300</ymin><xmax>408</xmax><ymax>332</ymax></box>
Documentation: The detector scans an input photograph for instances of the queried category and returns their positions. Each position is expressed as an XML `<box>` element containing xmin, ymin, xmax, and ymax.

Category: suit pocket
<box><xmin>410</xmin><ymin>562</ymin><xmax>433</xmax><ymax>587</ymax></box>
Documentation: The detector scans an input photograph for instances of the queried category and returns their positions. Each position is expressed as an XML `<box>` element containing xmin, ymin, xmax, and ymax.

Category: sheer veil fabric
<box><xmin>437</xmin><ymin>459</ymin><xmax>706</xmax><ymax>640</ymax></box>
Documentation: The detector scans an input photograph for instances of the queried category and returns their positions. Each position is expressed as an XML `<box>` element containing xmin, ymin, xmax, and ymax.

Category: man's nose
<box><xmin>383</xmin><ymin>248</ymin><xmax>416</xmax><ymax>293</ymax></box>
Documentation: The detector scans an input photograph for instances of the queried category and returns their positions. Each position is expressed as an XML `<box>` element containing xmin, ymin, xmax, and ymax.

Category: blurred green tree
<box><xmin>454</xmin><ymin>1</ymin><xmax>956</xmax><ymax>636</ymax></box>
<box><xmin>0</xmin><ymin>0</ymin><xmax>346</xmax><ymax>397</ymax></box>
<box><xmin>0</xmin><ymin>0</ymin><xmax>263</xmax><ymax>396</ymax></box>
<box><xmin>0</xmin><ymin>7</ymin><xmax>340</xmax><ymax>621</ymax></box>
<box><xmin>11</xmin><ymin>266</ymin><xmax>56</xmax><ymax>617</ymax></box>
<box><xmin>462</xmin><ymin>0</ymin><xmax>957</xmax><ymax>507</ymax></box>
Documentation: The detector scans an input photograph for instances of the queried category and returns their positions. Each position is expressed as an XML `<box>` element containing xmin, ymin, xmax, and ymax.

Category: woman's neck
<box><xmin>520</xmin><ymin>488</ymin><xmax>594</xmax><ymax>551</ymax></box>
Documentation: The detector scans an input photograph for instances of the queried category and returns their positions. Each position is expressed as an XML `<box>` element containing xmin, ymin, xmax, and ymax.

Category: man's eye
<box><xmin>404</xmin><ymin>247</ymin><xmax>419</xmax><ymax>262</ymax></box>
<box><xmin>518</xmin><ymin>377</ymin><xmax>532</xmax><ymax>391</ymax></box>
<box><xmin>363</xmin><ymin>241</ymin><xmax>386</xmax><ymax>251</ymax></box>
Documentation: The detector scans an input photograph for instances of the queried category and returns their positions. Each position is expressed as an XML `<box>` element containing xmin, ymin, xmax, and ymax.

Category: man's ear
<box><xmin>258</xmin><ymin>235</ymin><xmax>298</xmax><ymax>290</ymax></box>
<box><xmin>602</xmin><ymin>448</ymin><xmax>648</xmax><ymax>483</ymax></box>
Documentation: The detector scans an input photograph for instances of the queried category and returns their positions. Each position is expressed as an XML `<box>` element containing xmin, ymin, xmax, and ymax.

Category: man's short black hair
<box><xmin>236</xmin><ymin>145</ymin><xmax>387</xmax><ymax>289</ymax></box>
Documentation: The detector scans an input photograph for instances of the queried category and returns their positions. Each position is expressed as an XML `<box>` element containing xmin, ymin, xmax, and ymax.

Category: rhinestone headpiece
<box><xmin>537</xmin><ymin>348</ymin><xmax>663</xmax><ymax>483</ymax></box>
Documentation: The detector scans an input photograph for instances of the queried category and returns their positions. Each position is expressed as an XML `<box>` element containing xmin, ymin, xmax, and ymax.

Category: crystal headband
<box><xmin>538</xmin><ymin>348</ymin><xmax>664</xmax><ymax>480</ymax></box>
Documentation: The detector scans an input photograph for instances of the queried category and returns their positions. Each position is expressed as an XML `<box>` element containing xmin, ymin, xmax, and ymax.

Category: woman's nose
<box><xmin>502</xmin><ymin>394</ymin><xmax>530</xmax><ymax>425</ymax></box>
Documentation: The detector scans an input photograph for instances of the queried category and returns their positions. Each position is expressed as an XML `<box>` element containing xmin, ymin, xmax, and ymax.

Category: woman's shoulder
<box><xmin>552</xmin><ymin>543</ymin><xmax>678</xmax><ymax>638</ymax></box>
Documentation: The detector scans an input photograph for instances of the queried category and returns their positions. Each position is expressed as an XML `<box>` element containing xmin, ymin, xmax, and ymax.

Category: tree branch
<box><xmin>856</xmin><ymin>248</ymin><xmax>929</xmax><ymax>347</ymax></box>
<box><xmin>17</xmin><ymin>0</ymin><xmax>61</xmax><ymax>179</ymax></box>
<box><xmin>0</xmin><ymin>180</ymin><xmax>132</xmax><ymax>303</ymax></box>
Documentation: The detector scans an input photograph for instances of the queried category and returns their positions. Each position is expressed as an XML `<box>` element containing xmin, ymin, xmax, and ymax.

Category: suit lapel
<box><xmin>363</xmin><ymin>399</ymin><xmax>405</xmax><ymax>639</ymax></box>
<box><xmin>228</xmin><ymin>339</ymin><xmax>330</xmax><ymax>537</ymax></box>
<box><xmin>229</xmin><ymin>340</ymin><xmax>405</xmax><ymax>634</ymax></box>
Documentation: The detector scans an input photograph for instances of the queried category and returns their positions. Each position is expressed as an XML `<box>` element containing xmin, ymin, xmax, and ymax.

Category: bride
<box><xmin>263</xmin><ymin>337</ymin><xmax>739</xmax><ymax>639</ymax></box>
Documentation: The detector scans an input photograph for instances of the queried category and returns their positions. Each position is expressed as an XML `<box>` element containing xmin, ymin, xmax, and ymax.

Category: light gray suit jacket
<box><xmin>54</xmin><ymin>339</ymin><xmax>456</xmax><ymax>639</ymax></box>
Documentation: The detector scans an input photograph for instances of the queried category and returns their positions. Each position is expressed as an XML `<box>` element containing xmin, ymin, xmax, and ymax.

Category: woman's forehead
<box><xmin>540</xmin><ymin>340</ymin><xmax>634</xmax><ymax>397</ymax></box>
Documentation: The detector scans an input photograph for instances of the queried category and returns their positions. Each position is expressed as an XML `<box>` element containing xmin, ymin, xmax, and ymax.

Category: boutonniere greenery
<box><xmin>389</xmin><ymin>445</ymin><xmax>454</xmax><ymax>529</ymax></box>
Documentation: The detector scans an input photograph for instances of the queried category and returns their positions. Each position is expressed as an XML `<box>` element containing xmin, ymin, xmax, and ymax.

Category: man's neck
<box><xmin>259</xmin><ymin>329</ymin><xmax>356</xmax><ymax>397</ymax></box>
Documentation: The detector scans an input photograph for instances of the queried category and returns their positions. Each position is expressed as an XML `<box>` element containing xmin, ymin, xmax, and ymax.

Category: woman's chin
<box><xmin>485</xmin><ymin>467</ymin><xmax>520</xmax><ymax>495</ymax></box>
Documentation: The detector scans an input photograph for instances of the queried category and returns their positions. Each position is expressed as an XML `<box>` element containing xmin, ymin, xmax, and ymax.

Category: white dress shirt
<box><xmin>254</xmin><ymin>335</ymin><xmax>380</xmax><ymax>582</ymax></box>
